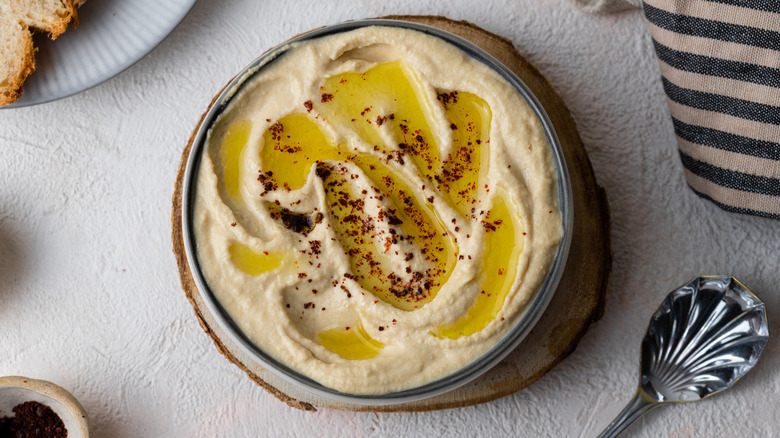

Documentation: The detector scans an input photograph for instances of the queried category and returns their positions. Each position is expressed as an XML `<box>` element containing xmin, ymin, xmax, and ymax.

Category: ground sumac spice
<box><xmin>0</xmin><ymin>400</ymin><xmax>67</xmax><ymax>437</ymax></box>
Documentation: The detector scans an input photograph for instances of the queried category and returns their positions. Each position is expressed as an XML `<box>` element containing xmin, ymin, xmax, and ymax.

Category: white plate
<box><xmin>4</xmin><ymin>0</ymin><xmax>197</xmax><ymax>108</ymax></box>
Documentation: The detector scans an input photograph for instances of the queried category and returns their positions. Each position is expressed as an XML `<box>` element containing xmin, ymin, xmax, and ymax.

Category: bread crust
<box><xmin>46</xmin><ymin>0</ymin><xmax>83</xmax><ymax>39</ymax></box>
<box><xmin>1</xmin><ymin>0</ymin><xmax>83</xmax><ymax>106</ymax></box>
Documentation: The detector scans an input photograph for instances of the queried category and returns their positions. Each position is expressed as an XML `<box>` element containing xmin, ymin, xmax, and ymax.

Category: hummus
<box><xmin>192</xmin><ymin>26</ymin><xmax>563</xmax><ymax>395</ymax></box>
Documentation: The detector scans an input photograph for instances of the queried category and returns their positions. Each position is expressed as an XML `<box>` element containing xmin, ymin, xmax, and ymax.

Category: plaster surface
<box><xmin>1</xmin><ymin>1</ymin><xmax>778</xmax><ymax>436</ymax></box>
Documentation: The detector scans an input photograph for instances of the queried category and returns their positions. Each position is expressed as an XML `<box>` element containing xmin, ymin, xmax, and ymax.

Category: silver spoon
<box><xmin>598</xmin><ymin>276</ymin><xmax>769</xmax><ymax>438</ymax></box>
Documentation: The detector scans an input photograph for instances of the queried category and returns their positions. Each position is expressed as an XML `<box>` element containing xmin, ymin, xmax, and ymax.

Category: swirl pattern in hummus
<box><xmin>193</xmin><ymin>26</ymin><xmax>562</xmax><ymax>395</ymax></box>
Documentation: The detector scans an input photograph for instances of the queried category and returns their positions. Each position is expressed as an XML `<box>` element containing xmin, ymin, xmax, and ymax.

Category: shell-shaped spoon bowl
<box><xmin>599</xmin><ymin>276</ymin><xmax>769</xmax><ymax>437</ymax></box>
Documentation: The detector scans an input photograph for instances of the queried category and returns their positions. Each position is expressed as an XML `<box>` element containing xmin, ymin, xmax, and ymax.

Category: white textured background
<box><xmin>2</xmin><ymin>1</ymin><xmax>779</xmax><ymax>437</ymax></box>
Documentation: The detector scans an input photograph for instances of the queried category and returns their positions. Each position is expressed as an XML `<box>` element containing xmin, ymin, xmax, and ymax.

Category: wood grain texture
<box><xmin>171</xmin><ymin>15</ymin><xmax>611</xmax><ymax>412</ymax></box>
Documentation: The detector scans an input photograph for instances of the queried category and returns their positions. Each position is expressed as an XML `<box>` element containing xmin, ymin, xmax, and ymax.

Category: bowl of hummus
<box><xmin>181</xmin><ymin>19</ymin><xmax>572</xmax><ymax>404</ymax></box>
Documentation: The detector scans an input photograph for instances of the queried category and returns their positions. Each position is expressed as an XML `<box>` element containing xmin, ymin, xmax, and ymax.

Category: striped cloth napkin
<box><xmin>574</xmin><ymin>0</ymin><xmax>780</xmax><ymax>219</ymax></box>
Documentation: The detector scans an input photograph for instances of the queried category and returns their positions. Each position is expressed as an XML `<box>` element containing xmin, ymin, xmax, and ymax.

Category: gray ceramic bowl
<box><xmin>181</xmin><ymin>19</ymin><xmax>573</xmax><ymax>405</ymax></box>
<box><xmin>0</xmin><ymin>376</ymin><xmax>90</xmax><ymax>437</ymax></box>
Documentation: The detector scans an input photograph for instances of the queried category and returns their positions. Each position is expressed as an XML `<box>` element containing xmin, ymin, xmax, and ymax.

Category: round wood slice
<box><xmin>171</xmin><ymin>15</ymin><xmax>612</xmax><ymax>412</ymax></box>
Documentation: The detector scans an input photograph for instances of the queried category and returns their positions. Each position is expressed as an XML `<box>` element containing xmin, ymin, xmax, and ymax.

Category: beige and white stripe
<box><xmin>644</xmin><ymin>0</ymin><xmax>780</xmax><ymax>31</ymax></box>
<box><xmin>685</xmin><ymin>170</ymin><xmax>780</xmax><ymax>217</ymax></box>
<box><xmin>644</xmin><ymin>0</ymin><xmax>780</xmax><ymax>219</ymax></box>
<box><xmin>648</xmin><ymin>23</ymin><xmax>780</xmax><ymax>70</ymax></box>
<box><xmin>667</xmin><ymin>100</ymin><xmax>780</xmax><ymax>145</ymax></box>
<box><xmin>659</xmin><ymin>60</ymin><xmax>780</xmax><ymax>107</ymax></box>
<box><xmin>678</xmin><ymin>138</ymin><xmax>780</xmax><ymax>180</ymax></box>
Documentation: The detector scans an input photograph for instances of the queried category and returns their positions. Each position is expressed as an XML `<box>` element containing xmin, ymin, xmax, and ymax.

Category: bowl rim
<box><xmin>181</xmin><ymin>18</ymin><xmax>573</xmax><ymax>406</ymax></box>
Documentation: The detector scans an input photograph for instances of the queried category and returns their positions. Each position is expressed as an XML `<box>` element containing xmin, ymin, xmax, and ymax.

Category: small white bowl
<box><xmin>0</xmin><ymin>376</ymin><xmax>90</xmax><ymax>437</ymax></box>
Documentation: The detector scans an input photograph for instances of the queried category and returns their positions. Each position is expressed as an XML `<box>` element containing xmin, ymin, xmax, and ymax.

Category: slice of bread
<box><xmin>0</xmin><ymin>0</ymin><xmax>84</xmax><ymax>106</ymax></box>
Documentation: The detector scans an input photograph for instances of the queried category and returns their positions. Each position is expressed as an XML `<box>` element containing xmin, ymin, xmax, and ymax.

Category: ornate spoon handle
<box><xmin>598</xmin><ymin>389</ymin><xmax>658</xmax><ymax>438</ymax></box>
<box><xmin>597</xmin><ymin>277</ymin><xmax>768</xmax><ymax>437</ymax></box>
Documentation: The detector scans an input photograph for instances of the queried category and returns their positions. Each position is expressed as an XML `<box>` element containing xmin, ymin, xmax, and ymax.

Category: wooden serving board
<box><xmin>171</xmin><ymin>15</ymin><xmax>612</xmax><ymax>412</ymax></box>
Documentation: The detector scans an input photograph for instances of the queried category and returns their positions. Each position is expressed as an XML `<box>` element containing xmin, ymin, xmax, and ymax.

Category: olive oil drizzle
<box><xmin>217</xmin><ymin>60</ymin><xmax>527</xmax><ymax>360</ymax></box>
